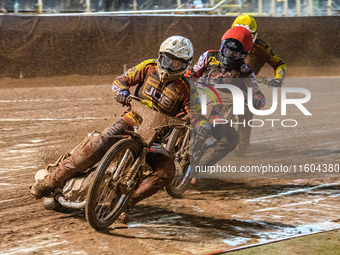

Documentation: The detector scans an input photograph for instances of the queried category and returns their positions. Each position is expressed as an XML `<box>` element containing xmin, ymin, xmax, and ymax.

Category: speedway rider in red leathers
<box><xmin>31</xmin><ymin>36</ymin><xmax>211</xmax><ymax>208</ymax></box>
<box><xmin>187</xmin><ymin>26</ymin><xmax>265</xmax><ymax>166</ymax></box>
<box><xmin>231</xmin><ymin>15</ymin><xmax>286</xmax><ymax>156</ymax></box>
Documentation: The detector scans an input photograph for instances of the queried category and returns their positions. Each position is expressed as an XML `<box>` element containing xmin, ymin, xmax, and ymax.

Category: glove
<box><xmin>115</xmin><ymin>90</ymin><xmax>130</xmax><ymax>105</ymax></box>
<box><xmin>268</xmin><ymin>78</ymin><xmax>282</xmax><ymax>87</ymax></box>
<box><xmin>208</xmin><ymin>105</ymin><xmax>223</xmax><ymax>123</ymax></box>
<box><xmin>252</xmin><ymin>91</ymin><xmax>265</xmax><ymax>109</ymax></box>
<box><xmin>195</xmin><ymin>121</ymin><xmax>212</xmax><ymax>138</ymax></box>
<box><xmin>253</xmin><ymin>98</ymin><xmax>262</xmax><ymax>109</ymax></box>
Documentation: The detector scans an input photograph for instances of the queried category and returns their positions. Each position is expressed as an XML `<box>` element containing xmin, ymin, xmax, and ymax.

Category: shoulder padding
<box><xmin>254</xmin><ymin>38</ymin><xmax>270</xmax><ymax>49</ymax></box>
<box><xmin>139</xmin><ymin>59</ymin><xmax>158</xmax><ymax>67</ymax></box>
<box><xmin>180</xmin><ymin>77</ymin><xmax>191</xmax><ymax>91</ymax></box>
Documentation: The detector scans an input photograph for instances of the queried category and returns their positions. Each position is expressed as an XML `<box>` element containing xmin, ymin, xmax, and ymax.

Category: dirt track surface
<box><xmin>0</xmin><ymin>75</ymin><xmax>339</xmax><ymax>255</ymax></box>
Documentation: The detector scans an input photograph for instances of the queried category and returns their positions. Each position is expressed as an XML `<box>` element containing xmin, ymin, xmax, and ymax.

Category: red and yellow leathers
<box><xmin>112</xmin><ymin>59</ymin><xmax>205</xmax><ymax>127</ymax></box>
<box><xmin>189</xmin><ymin>50</ymin><xmax>266</xmax><ymax>109</ymax></box>
<box><xmin>233</xmin><ymin>39</ymin><xmax>286</xmax><ymax>156</ymax></box>
<box><xmin>186</xmin><ymin>50</ymin><xmax>265</xmax><ymax>165</ymax></box>
<box><xmin>246</xmin><ymin>38</ymin><xmax>286</xmax><ymax>80</ymax></box>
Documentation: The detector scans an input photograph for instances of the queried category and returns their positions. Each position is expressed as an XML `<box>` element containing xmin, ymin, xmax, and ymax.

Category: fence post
<box><xmin>258</xmin><ymin>0</ymin><xmax>263</xmax><ymax>16</ymax></box>
<box><xmin>327</xmin><ymin>0</ymin><xmax>332</xmax><ymax>15</ymax></box>
<box><xmin>271</xmin><ymin>0</ymin><xmax>276</xmax><ymax>16</ymax></box>
<box><xmin>284</xmin><ymin>0</ymin><xmax>288</xmax><ymax>16</ymax></box>
<box><xmin>296</xmin><ymin>0</ymin><xmax>301</xmax><ymax>16</ymax></box>
<box><xmin>85</xmin><ymin>0</ymin><xmax>91</xmax><ymax>12</ymax></box>
<box><xmin>37</xmin><ymin>0</ymin><xmax>43</xmax><ymax>14</ymax></box>
<box><xmin>309</xmin><ymin>0</ymin><xmax>313</xmax><ymax>16</ymax></box>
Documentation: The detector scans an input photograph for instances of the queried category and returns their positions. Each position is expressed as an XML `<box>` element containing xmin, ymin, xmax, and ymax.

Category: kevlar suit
<box><xmin>35</xmin><ymin>59</ymin><xmax>205</xmax><ymax>205</ymax></box>
<box><xmin>188</xmin><ymin>50</ymin><xmax>265</xmax><ymax>165</ymax></box>
<box><xmin>235</xmin><ymin>38</ymin><xmax>287</xmax><ymax>155</ymax></box>
<box><xmin>246</xmin><ymin>38</ymin><xmax>286</xmax><ymax>80</ymax></box>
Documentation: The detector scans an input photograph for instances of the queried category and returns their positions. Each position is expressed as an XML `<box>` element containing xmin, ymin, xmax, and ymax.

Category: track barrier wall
<box><xmin>0</xmin><ymin>15</ymin><xmax>339</xmax><ymax>78</ymax></box>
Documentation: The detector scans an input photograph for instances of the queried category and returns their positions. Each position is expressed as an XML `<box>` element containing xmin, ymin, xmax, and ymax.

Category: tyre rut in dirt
<box><xmin>85</xmin><ymin>139</ymin><xmax>140</xmax><ymax>230</ymax></box>
<box><xmin>165</xmin><ymin>128</ymin><xmax>191</xmax><ymax>198</ymax></box>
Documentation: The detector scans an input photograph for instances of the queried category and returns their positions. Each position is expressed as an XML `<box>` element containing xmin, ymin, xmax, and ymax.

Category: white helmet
<box><xmin>158</xmin><ymin>36</ymin><xmax>194</xmax><ymax>83</ymax></box>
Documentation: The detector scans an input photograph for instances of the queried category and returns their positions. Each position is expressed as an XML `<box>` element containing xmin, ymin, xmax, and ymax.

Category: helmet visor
<box><xmin>221</xmin><ymin>46</ymin><xmax>247</xmax><ymax>60</ymax></box>
<box><xmin>159</xmin><ymin>54</ymin><xmax>188</xmax><ymax>72</ymax></box>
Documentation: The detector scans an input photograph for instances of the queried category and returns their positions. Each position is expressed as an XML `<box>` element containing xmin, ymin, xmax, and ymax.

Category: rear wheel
<box><xmin>165</xmin><ymin>128</ymin><xmax>191</xmax><ymax>198</ymax></box>
<box><xmin>85</xmin><ymin>139</ymin><xmax>141</xmax><ymax>230</ymax></box>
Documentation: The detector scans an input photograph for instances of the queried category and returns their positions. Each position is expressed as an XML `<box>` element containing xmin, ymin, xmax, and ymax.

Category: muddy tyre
<box><xmin>85</xmin><ymin>139</ymin><xmax>141</xmax><ymax>230</ymax></box>
<box><xmin>165</xmin><ymin>128</ymin><xmax>191</xmax><ymax>198</ymax></box>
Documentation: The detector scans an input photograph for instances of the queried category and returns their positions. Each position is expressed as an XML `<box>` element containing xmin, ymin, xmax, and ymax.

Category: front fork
<box><xmin>173</xmin><ymin>127</ymin><xmax>190</xmax><ymax>162</ymax></box>
<box><xmin>119</xmin><ymin>147</ymin><xmax>148</xmax><ymax>194</ymax></box>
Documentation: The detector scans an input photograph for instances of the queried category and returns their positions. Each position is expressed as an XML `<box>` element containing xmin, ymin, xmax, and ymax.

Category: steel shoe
<box><xmin>30</xmin><ymin>180</ymin><xmax>56</xmax><ymax>199</ymax></box>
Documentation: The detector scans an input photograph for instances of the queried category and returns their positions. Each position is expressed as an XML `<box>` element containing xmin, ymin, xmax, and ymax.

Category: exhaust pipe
<box><xmin>56</xmin><ymin>195</ymin><xmax>86</xmax><ymax>209</ymax></box>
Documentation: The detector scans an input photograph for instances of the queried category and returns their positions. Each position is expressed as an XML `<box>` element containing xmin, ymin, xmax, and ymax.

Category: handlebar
<box><xmin>126</xmin><ymin>94</ymin><xmax>140</xmax><ymax>103</ymax></box>
<box><xmin>256</xmin><ymin>77</ymin><xmax>282</xmax><ymax>88</ymax></box>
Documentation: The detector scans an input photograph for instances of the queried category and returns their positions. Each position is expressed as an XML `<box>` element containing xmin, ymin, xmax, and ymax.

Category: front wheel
<box><xmin>85</xmin><ymin>139</ymin><xmax>141</xmax><ymax>230</ymax></box>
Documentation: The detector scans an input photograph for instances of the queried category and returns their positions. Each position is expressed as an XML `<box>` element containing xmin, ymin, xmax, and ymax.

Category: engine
<box><xmin>62</xmin><ymin>171</ymin><xmax>95</xmax><ymax>202</ymax></box>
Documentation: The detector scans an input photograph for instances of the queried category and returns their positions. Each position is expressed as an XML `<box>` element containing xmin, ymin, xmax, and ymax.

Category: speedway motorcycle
<box><xmin>164</xmin><ymin>77</ymin><xmax>279</xmax><ymax>198</ymax></box>
<box><xmin>164</xmin><ymin>89</ymin><xmax>236</xmax><ymax>198</ymax></box>
<box><xmin>34</xmin><ymin>95</ymin><xmax>188</xmax><ymax>230</ymax></box>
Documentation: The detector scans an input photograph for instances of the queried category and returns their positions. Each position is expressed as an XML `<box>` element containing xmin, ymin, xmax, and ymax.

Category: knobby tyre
<box><xmin>165</xmin><ymin>128</ymin><xmax>191</xmax><ymax>198</ymax></box>
<box><xmin>85</xmin><ymin>138</ymin><xmax>141</xmax><ymax>230</ymax></box>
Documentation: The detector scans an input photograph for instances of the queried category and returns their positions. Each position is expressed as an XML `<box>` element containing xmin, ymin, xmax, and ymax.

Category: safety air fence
<box><xmin>0</xmin><ymin>15</ymin><xmax>339</xmax><ymax>78</ymax></box>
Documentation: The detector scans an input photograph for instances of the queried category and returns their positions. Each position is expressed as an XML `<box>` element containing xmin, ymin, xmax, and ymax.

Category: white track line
<box><xmin>0</xmin><ymin>98</ymin><xmax>102</xmax><ymax>103</ymax></box>
<box><xmin>0</xmin><ymin>117</ymin><xmax>102</xmax><ymax>122</ymax></box>
<box><xmin>246</xmin><ymin>182</ymin><xmax>340</xmax><ymax>202</ymax></box>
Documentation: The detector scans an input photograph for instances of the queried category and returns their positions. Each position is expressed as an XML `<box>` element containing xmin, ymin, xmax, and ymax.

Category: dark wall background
<box><xmin>0</xmin><ymin>15</ymin><xmax>339</xmax><ymax>78</ymax></box>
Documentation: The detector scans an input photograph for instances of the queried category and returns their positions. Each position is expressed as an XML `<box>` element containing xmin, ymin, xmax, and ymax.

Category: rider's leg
<box><xmin>199</xmin><ymin>125</ymin><xmax>239</xmax><ymax>166</ymax></box>
<box><xmin>30</xmin><ymin>119</ymin><xmax>131</xmax><ymax>199</ymax></box>
<box><xmin>128</xmin><ymin>152</ymin><xmax>176</xmax><ymax>207</ymax></box>
<box><xmin>235</xmin><ymin>108</ymin><xmax>253</xmax><ymax>157</ymax></box>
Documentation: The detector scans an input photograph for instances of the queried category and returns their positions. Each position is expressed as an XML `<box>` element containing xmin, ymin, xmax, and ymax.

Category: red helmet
<box><xmin>221</xmin><ymin>26</ymin><xmax>253</xmax><ymax>53</ymax></box>
<box><xmin>220</xmin><ymin>26</ymin><xmax>253</xmax><ymax>69</ymax></box>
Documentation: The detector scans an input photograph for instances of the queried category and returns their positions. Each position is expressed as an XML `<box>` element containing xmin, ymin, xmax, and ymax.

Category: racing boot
<box><xmin>234</xmin><ymin>109</ymin><xmax>253</xmax><ymax>157</ymax></box>
<box><xmin>30</xmin><ymin>179</ymin><xmax>57</xmax><ymax>199</ymax></box>
<box><xmin>116</xmin><ymin>154</ymin><xmax>175</xmax><ymax>225</ymax></box>
<box><xmin>30</xmin><ymin>120</ymin><xmax>130</xmax><ymax>199</ymax></box>
<box><xmin>198</xmin><ymin>125</ymin><xmax>239</xmax><ymax>166</ymax></box>
<box><xmin>235</xmin><ymin>125</ymin><xmax>251</xmax><ymax>157</ymax></box>
<box><xmin>190</xmin><ymin>177</ymin><xmax>198</xmax><ymax>186</ymax></box>
<box><xmin>117</xmin><ymin>211</ymin><xmax>131</xmax><ymax>224</ymax></box>
<box><xmin>30</xmin><ymin>133</ymin><xmax>104</xmax><ymax>199</ymax></box>
<box><xmin>129</xmin><ymin>153</ymin><xmax>175</xmax><ymax>207</ymax></box>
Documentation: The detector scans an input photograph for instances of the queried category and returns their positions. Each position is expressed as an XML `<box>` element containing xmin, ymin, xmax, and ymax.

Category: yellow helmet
<box><xmin>232</xmin><ymin>15</ymin><xmax>258</xmax><ymax>43</ymax></box>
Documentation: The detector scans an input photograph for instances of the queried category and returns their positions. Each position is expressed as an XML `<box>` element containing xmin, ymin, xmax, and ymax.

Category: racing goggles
<box><xmin>159</xmin><ymin>54</ymin><xmax>189</xmax><ymax>72</ymax></box>
<box><xmin>221</xmin><ymin>46</ymin><xmax>247</xmax><ymax>60</ymax></box>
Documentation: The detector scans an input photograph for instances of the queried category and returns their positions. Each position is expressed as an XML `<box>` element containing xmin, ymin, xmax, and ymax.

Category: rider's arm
<box><xmin>245</xmin><ymin>72</ymin><xmax>266</xmax><ymax>109</ymax></box>
<box><xmin>256</xmin><ymin>39</ymin><xmax>286</xmax><ymax>80</ymax></box>
<box><xmin>182</xmin><ymin>79</ymin><xmax>211</xmax><ymax>131</ymax></box>
<box><xmin>190</xmin><ymin>82</ymin><xmax>212</xmax><ymax>137</ymax></box>
<box><xmin>112</xmin><ymin>59</ymin><xmax>158</xmax><ymax>95</ymax></box>
<box><xmin>190</xmin><ymin>51</ymin><xmax>209</xmax><ymax>78</ymax></box>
